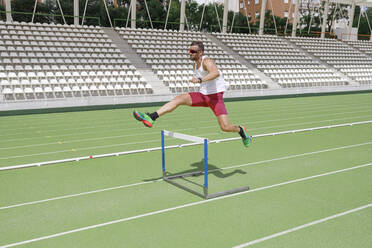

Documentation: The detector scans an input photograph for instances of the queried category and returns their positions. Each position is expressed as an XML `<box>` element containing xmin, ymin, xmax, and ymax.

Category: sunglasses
<box><xmin>189</xmin><ymin>49</ymin><xmax>199</xmax><ymax>54</ymax></box>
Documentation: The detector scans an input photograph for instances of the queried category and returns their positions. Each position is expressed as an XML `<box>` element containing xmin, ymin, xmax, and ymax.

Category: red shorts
<box><xmin>189</xmin><ymin>92</ymin><xmax>227</xmax><ymax>116</ymax></box>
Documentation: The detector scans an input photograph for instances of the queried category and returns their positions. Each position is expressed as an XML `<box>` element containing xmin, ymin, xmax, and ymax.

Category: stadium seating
<box><xmin>343</xmin><ymin>39</ymin><xmax>372</xmax><ymax>85</ymax></box>
<box><xmin>1</xmin><ymin>20</ymin><xmax>370</xmax><ymax>105</ymax></box>
<box><xmin>289</xmin><ymin>36</ymin><xmax>372</xmax><ymax>85</ymax></box>
<box><xmin>0</xmin><ymin>21</ymin><xmax>151</xmax><ymax>101</ymax></box>
<box><xmin>215</xmin><ymin>33</ymin><xmax>347</xmax><ymax>88</ymax></box>
<box><xmin>116</xmin><ymin>27</ymin><xmax>266</xmax><ymax>93</ymax></box>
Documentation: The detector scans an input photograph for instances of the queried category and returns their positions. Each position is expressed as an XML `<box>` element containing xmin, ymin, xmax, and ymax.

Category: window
<box><xmin>255</xmin><ymin>12</ymin><xmax>259</xmax><ymax>17</ymax></box>
<box><xmin>284</xmin><ymin>0</ymin><xmax>288</xmax><ymax>3</ymax></box>
<box><xmin>284</xmin><ymin>12</ymin><xmax>289</xmax><ymax>18</ymax></box>
<box><xmin>240</xmin><ymin>2</ymin><xmax>244</xmax><ymax>8</ymax></box>
<box><xmin>255</xmin><ymin>0</ymin><xmax>259</xmax><ymax>4</ymax></box>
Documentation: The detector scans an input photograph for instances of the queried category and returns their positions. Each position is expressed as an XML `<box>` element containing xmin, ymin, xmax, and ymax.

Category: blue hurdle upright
<box><xmin>161</xmin><ymin>130</ymin><xmax>249</xmax><ymax>199</ymax></box>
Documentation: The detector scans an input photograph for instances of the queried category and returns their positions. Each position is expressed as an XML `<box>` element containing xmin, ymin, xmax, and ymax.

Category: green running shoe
<box><xmin>133</xmin><ymin>110</ymin><xmax>154</xmax><ymax>128</ymax></box>
<box><xmin>239</xmin><ymin>125</ymin><xmax>252</xmax><ymax>148</ymax></box>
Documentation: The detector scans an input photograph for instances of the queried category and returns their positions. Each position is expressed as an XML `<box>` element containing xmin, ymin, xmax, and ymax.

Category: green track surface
<box><xmin>0</xmin><ymin>92</ymin><xmax>371</xmax><ymax>247</ymax></box>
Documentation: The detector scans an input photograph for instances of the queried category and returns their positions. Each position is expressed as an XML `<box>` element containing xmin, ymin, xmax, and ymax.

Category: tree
<box><xmin>229</xmin><ymin>11</ymin><xmax>252</xmax><ymax>34</ymax></box>
<box><xmin>199</xmin><ymin>2</ymin><xmax>223</xmax><ymax>32</ymax></box>
<box><xmin>7</xmin><ymin>0</ymin><xmax>54</xmax><ymax>23</ymax></box>
<box><xmin>326</xmin><ymin>3</ymin><xmax>348</xmax><ymax>34</ymax></box>
<box><xmin>185</xmin><ymin>0</ymin><xmax>200</xmax><ymax>31</ymax></box>
<box><xmin>354</xmin><ymin>6</ymin><xmax>372</xmax><ymax>39</ymax></box>
<box><xmin>0</xmin><ymin>3</ymin><xmax>5</xmax><ymax>21</ymax></box>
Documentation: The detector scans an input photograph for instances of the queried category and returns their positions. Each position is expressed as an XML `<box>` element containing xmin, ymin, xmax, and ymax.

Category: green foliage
<box><xmin>353</xmin><ymin>6</ymin><xmax>372</xmax><ymax>38</ymax></box>
<box><xmin>0</xmin><ymin>3</ymin><xmax>5</xmax><ymax>21</ymax></box>
<box><xmin>2</xmin><ymin>0</ymin><xmax>371</xmax><ymax>38</ymax></box>
<box><xmin>299</xmin><ymin>2</ymin><xmax>349</xmax><ymax>37</ymax></box>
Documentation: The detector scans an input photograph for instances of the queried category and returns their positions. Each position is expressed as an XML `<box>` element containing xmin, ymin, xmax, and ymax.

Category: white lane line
<box><xmin>1</xmin><ymin>104</ymin><xmax>372</xmax><ymax>143</ymax></box>
<box><xmin>232</xmin><ymin>203</ymin><xmax>372</xmax><ymax>248</ymax></box>
<box><xmin>0</xmin><ymin>180</ymin><xmax>161</xmax><ymax>211</ymax></box>
<box><xmin>2</xmin><ymin>108</ymin><xmax>372</xmax><ymax>149</ymax></box>
<box><xmin>1</xmin><ymin>101</ymin><xmax>369</xmax><ymax>134</ymax></box>
<box><xmin>1</xmin><ymin>140</ymin><xmax>371</xmax><ymax>211</ymax></box>
<box><xmin>213</xmin><ymin>141</ymin><xmax>372</xmax><ymax>172</ymax></box>
<box><xmin>1</xmin><ymin>119</ymin><xmax>371</xmax><ymax>170</ymax></box>
<box><xmin>1</xmin><ymin>162</ymin><xmax>371</xmax><ymax>248</ymax></box>
<box><xmin>0</xmin><ymin>139</ymin><xmax>159</xmax><ymax>160</ymax></box>
<box><xmin>1</xmin><ymin>116</ymin><xmax>371</xmax><ymax>162</ymax></box>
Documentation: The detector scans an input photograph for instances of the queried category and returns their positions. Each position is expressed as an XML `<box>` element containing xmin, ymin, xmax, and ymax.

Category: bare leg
<box><xmin>217</xmin><ymin>114</ymin><xmax>240</xmax><ymax>133</ymax></box>
<box><xmin>156</xmin><ymin>93</ymin><xmax>192</xmax><ymax>116</ymax></box>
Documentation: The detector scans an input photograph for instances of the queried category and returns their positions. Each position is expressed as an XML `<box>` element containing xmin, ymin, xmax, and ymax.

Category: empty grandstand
<box><xmin>0</xmin><ymin>21</ymin><xmax>152</xmax><ymax>102</ymax></box>
<box><xmin>117</xmin><ymin>27</ymin><xmax>266</xmax><ymax>93</ymax></box>
<box><xmin>0</xmin><ymin>0</ymin><xmax>371</xmax><ymax>112</ymax></box>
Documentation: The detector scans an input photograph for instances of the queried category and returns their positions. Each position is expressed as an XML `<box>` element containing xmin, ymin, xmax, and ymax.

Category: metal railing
<box><xmin>0</xmin><ymin>10</ymin><xmax>100</xmax><ymax>26</ymax></box>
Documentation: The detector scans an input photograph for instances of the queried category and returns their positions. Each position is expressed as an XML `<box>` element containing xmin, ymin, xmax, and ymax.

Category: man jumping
<box><xmin>133</xmin><ymin>41</ymin><xmax>251</xmax><ymax>147</ymax></box>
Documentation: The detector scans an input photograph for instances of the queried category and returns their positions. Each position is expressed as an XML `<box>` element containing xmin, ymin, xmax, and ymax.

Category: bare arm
<box><xmin>190</xmin><ymin>57</ymin><xmax>220</xmax><ymax>84</ymax></box>
<box><xmin>201</xmin><ymin>57</ymin><xmax>220</xmax><ymax>82</ymax></box>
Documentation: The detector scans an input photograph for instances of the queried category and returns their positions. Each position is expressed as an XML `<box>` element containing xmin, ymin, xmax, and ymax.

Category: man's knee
<box><xmin>174</xmin><ymin>94</ymin><xmax>191</xmax><ymax>105</ymax></box>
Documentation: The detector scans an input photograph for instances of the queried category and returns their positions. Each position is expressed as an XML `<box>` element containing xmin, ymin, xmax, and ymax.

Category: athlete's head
<box><xmin>189</xmin><ymin>41</ymin><xmax>204</xmax><ymax>61</ymax></box>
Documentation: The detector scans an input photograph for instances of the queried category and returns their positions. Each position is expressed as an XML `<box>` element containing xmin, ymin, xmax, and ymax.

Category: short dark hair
<box><xmin>190</xmin><ymin>41</ymin><xmax>204</xmax><ymax>52</ymax></box>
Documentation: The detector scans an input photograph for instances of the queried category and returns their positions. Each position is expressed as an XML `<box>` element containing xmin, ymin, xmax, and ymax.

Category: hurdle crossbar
<box><xmin>162</xmin><ymin>130</ymin><xmax>205</xmax><ymax>143</ymax></box>
<box><xmin>161</xmin><ymin>130</ymin><xmax>249</xmax><ymax>199</ymax></box>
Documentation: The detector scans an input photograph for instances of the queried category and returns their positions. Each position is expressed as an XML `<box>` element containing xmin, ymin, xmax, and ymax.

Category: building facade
<box><xmin>239</xmin><ymin>0</ymin><xmax>322</xmax><ymax>24</ymax></box>
<box><xmin>239</xmin><ymin>0</ymin><xmax>298</xmax><ymax>23</ymax></box>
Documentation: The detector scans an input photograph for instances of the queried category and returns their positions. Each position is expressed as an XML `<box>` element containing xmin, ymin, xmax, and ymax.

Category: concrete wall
<box><xmin>2</xmin><ymin>86</ymin><xmax>372</xmax><ymax>112</ymax></box>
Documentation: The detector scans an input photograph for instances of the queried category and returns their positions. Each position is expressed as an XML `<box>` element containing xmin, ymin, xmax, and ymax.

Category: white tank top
<box><xmin>194</xmin><ymin>56</ymin><xmax>228</xmax><ymax>95</ymax></box>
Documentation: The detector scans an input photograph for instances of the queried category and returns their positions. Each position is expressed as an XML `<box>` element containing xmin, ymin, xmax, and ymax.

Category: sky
<box><xmin>195</xmin><ymin>0</ymin><xmax>224</xmax><ymax>4</ymax></box>
<box><xmin>195</xmin><ymin>0</ymin><xmax>239</xmax><ymax>12</ymax></box>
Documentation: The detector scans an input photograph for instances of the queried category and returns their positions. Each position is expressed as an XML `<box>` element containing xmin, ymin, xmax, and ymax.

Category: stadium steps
<box><xmin>102</xmin><ymin>28</ymin><xmax>170</xmax><ymax>95</ymax></box>
<box><xmin>205</xmin><ymin>33</ymin><xmax>279</xmax><ymax>89</ymax></box>
<box><xmin>138</xmin><ymin>69</ymin><xmax>170</xmax><ymax>95</ymax></box>
<box><xmin>281</xmin><ymin>37</ymin><xmax>359</xmax><ymax>86</ymax></box>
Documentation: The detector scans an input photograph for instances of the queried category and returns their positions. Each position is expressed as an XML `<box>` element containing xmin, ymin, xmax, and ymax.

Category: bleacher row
<box><xmin>116</xmin><ymin>27</ymin><xmax>266</xmax><ymax>92</ymax></box>
<box><xmin>289</xmin><ymin>36</ymin><xmax>372</xmax><ymax>85</ymax></box>
<box><xmin>0</xmin><ymin>21</ymin><xmax>151</xmax><ymax>100</ymax></box>
<box><xmin>1</xmin><ymin>21</ymin><xmax>372</xmax><ymax>102</ymax></box>
<box><xmin>215</xmin><ymin>33</ymin><xmax>349</xmax><ymax>88</ymax></box>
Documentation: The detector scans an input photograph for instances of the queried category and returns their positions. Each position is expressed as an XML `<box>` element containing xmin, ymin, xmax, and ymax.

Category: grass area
<box><xmin>0</xmin><ymin>92</ymin><xmax>371</xmax><ymax>247</ymax></box>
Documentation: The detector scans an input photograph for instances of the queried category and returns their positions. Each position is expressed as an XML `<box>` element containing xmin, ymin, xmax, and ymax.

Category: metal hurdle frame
<box><xmin>161</xmin><ymin>130</ymin><xmax>249</xmax><ymax>199</ymax></box>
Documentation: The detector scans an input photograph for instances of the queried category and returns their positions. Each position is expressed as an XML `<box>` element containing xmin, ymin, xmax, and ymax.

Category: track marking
<box><xmin>0</xmin><ymin>139</ymin><xmax>159</xmax><ymax>160</ymax></box>
<box><xmin>0</xmin><ymin>180</ymin><xmax>161</xmax><ymax>211</ymax></box>
<box><xmin>232</xmin><ymin>204</ymin><xmax>372</xmax><ymax>248</ymax></box>
<box><xmin>1</xmin><ymin>162</ymin><xmax>371</xmax><ymax>248</ymax></box>
<box><xmin>1</xmin><ymin>120</ymin><xmax>371</xmax><ymax>170</ymax></box>
<box><xmin>1</xmin><ymin>141</ymin><xmax>371</xmax><ymax>210</ymax></box>
<box><xmin>1</xmin><ymin>108</ymin><xmax>372</xmax><ymax>149</ymax></box>
<box><xmin>1</xmin><ymin>104</ymin><xmax>372</xmax><ymax>142</ymax></box>
<box><xmin>1</xmin><ymin>101</ymin><xmax>370</xmax><ymax>134</ymax></box>
<box><xmin>1</xmin><ymin>117</ymin><xmax>371</xmax><ymax>161</ymax></box>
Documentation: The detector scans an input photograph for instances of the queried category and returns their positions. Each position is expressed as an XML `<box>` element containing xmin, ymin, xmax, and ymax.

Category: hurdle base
<box><xmin>164</xmin><ymin>177</ymin><xmax>206</xmax><ymax>199</ymax></box>
<box><xmin>163</xmin><ymin>172</ymin><xmax>249</xmax><ymax>199</ymax></box>
<box><xmin>205</xmin><ymin>186</ymin><xmax>250</xmax><ymax>199</ymax></box>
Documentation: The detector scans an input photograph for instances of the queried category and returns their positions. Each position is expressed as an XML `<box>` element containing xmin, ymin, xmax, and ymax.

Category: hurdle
<box><xmin>161</xmin><ymin>130</ymin><xmax>249</xmax><ymax>199</ymax></box>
